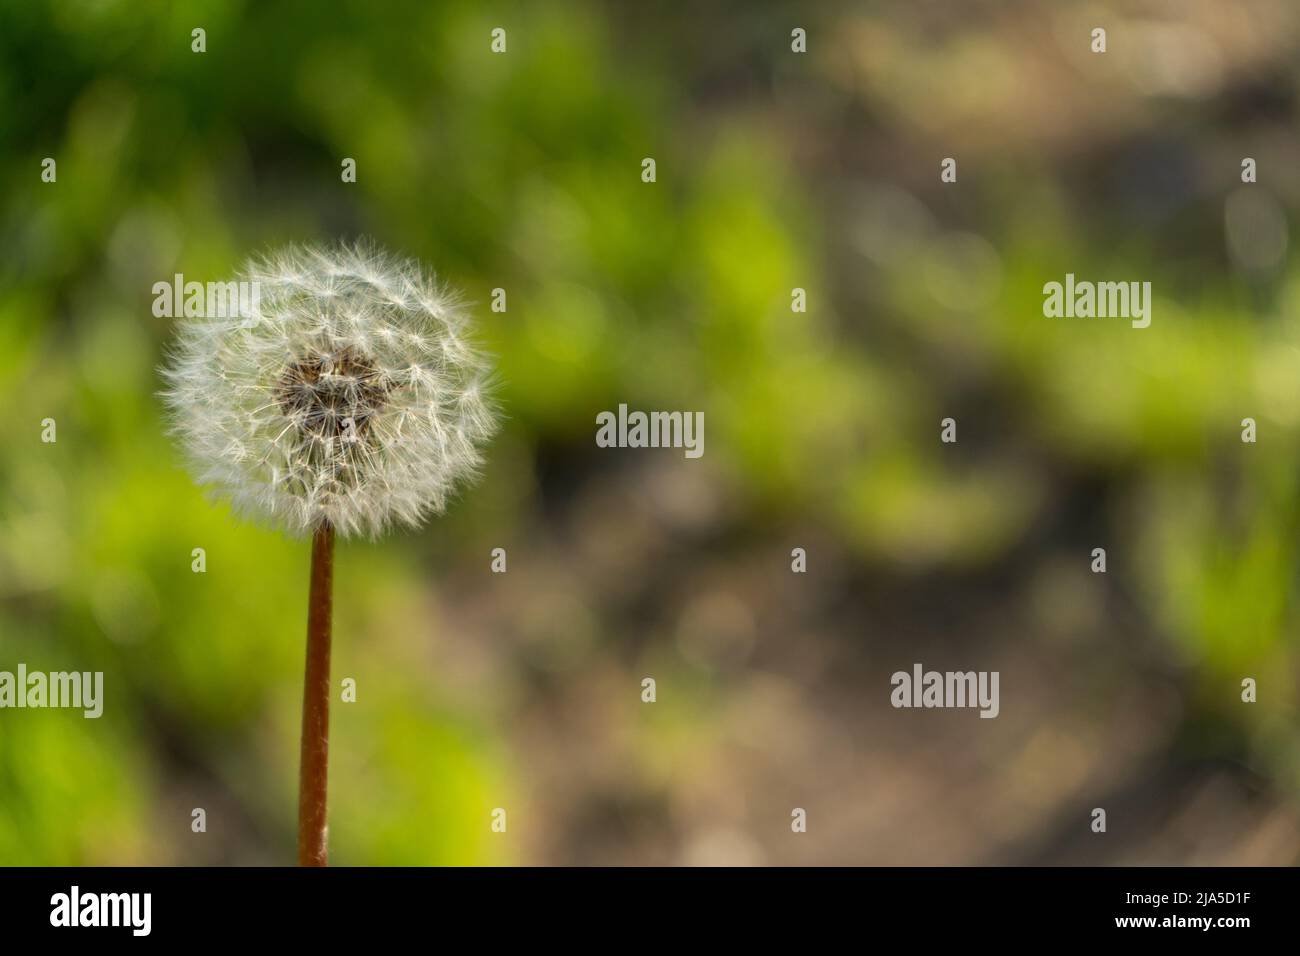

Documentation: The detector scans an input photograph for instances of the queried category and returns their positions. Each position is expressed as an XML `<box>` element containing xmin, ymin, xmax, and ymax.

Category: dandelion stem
<box><xmin>298</xmin><ymin>521</ymin><xmax>334</xmax><ymax>866</ymax></box>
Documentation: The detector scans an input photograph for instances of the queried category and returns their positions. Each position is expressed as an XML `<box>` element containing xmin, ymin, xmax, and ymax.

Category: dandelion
<box><xmin>161</xmin><ymin>240</ymin><xmax>497</xmax><ymax>865</ymax></box>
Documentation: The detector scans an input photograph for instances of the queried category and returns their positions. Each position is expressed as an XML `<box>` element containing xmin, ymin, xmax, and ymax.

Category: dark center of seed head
<box><xmin>277</xmin><ymin>346</ymin><xmax>390</xmax><ymax>441</ymax></box>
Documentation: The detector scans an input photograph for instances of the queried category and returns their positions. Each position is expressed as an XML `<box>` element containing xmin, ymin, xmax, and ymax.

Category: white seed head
<box><xmin>161</xmin><ymin>240</ymin><xmax>498</xmax><ymax>538</ymax></box>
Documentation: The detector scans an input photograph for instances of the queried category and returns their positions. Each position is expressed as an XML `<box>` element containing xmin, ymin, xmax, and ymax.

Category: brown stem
<box><xmin>298</xmin><ymin>522</ymin><xmax>334</xmax><ymax>866</ymax></box>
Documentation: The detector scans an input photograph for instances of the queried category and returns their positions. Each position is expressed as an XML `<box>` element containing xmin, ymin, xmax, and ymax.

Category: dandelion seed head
<box><xmin>161</xmin><ymin>240</ymin><xmax>497</xmax><ymax>538</ymax></box>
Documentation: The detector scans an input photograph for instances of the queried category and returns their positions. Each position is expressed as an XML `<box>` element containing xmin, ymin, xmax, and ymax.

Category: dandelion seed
<box><xmin>161</xmin><ymin>239</ymin><xmax>497</xmax><ymax>539</ymax></box>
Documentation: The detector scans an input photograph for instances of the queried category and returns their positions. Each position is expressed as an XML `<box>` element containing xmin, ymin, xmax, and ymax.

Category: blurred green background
<box><xmin>2</xmin><ymin>0</ymin><xmax>1299</xmax><ymax>864</ymax></box>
